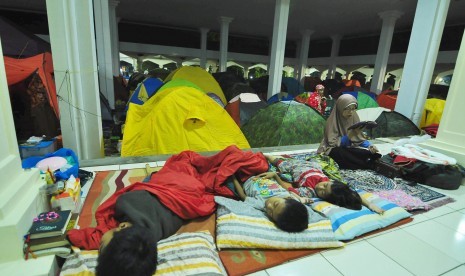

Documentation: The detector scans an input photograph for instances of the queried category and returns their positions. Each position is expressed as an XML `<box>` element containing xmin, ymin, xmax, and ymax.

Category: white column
<box><xmin>219</xmin><ymin>16</ymin><xmax>233</xmax><ymax>72</ymax></box>
<box><xmin>46</xmin><ymin>0</ymin><xmax>104</xmax><ymax>160</ymax></box>
<box><xmin>294</xmin><ymin>39</ymin><xmax>301</xmax><ymax>79</ymax></box>
<box><xmin>199</xmin><ymin>28</ymin><xmax>209</xmax><ymax>69</ymax></box>
<box><xmin>243</xmin><ymin>65</ymin><xmax>249</xmax><ymax>79</ymax></box>
<box><xmin>93</xmin><ymin>0</ymin><xmax>119</xmax><ymax>109</ymax></box>
<box><xmin>137</xmin><ymin>56</ymin><xmax>144</xmax><ymax>72</ymax></box>
<box><xmin>109</xmin><ymin>2</ymin><xmax>121</xmax><ymax>76</ymax></box>
<box><xmin>297</xmin><ymin>30</ymin><xmax>314</xmax><ymax>83</ymax></box>
<box><xmin>267</xmin><ymin>0</ymin><xmax>290</xmax><ymax>99</ymax></box>
<box><xmin>327</xmin><ymin>34</ymin><xmax>341</xmax><ymax>79</ymax></box>
<box><xmin>420</xmin><ymin>29</ymin><xmax>465</xmax><ymax>165</ymax></box>
<box><xmin>0</xmin><ymin>38</ymin><xmax>56</xmax><ymax>274</ymax></box>
<box><xmin>395</xmin><ymin>0</ymin><xmax>450</xmax><ymax>124</ymax></box>
<box><xmin>370</xmin><ymin>10</ymin><xmax>403</xmax><ymax>94</ymax></box>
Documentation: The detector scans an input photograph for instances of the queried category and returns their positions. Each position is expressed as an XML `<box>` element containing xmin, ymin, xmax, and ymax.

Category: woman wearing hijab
<box><xmin>317</xmin><ymin>94</ymin><xmax>381</xmax><ymax>170</ymax></box>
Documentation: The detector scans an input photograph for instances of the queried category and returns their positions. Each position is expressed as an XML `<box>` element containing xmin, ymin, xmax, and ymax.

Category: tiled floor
<box><xmin>80</xmin><ymin>142</ymin><xmax>465</xmax><ymax>276</ymax></box>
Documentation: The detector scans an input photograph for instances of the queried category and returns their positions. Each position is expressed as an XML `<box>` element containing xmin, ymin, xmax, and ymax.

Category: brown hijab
<box><xmin>317</xmin><ymin>94</ymin><xmax>360</xmax><ymax>154</ymax></box>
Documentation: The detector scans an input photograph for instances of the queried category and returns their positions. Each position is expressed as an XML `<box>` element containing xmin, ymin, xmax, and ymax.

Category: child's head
<box><xmin>96</xmin><ymin>224</ymin><xmax>157</xmax><ymax>276</ymax></box>
<box><xmin>265</xmin><ymin>197</ymin><xmax>309</xmax><ymax>232</ymax></box>
<box><xmin>315</xmin><ymin>180</ymin><xmax>362</xmax><ymax>210</ymax></box>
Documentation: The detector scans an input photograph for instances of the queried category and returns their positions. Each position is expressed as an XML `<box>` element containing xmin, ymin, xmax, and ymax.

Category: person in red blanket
<box><xmin>67</xmin><ymin>145</ymin><xmax>268</xmax><ymax>276</ymax></box>
<box><xmin>307</xmin><ymin>84</ymin><xmax>327</xmax><ymax>115</ymax></box>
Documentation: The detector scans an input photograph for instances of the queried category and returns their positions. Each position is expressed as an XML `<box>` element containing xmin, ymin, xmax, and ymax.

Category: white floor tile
<box><xmin>246</xmin><ymin>270</ymin><xmax>269</xmax><ymax>276</ymax></box>
<box><xmin>399</xmin><ymin>213</ymin><xmax>429</xmax><ymax>228</ymax></box>
<box><xmin>402</xmin><ymin>220</ymin><xmax>465</xmax><ymax>262</ymax></box>
<box><xmin>441</xmin><ymin>265</ymin><xmax>465</xmax><ymax>276</ymax></box>
<box><xmin>80</xmin><ymin>165</ymin><xmax>119</xmax><ymax>172</ymax></box>
<box><xmin>445</xmin><ymin>197</ymin><xmax>465</xmax><ymax>211</ymax></box>
<box><xmin>321</xmin><ymin>240</ymin><xmax>412</xmax><ymax>276</ymax></box>
<box><xmin>266</xmin><ymin>254</ymin><xmax>342</xmax><ymax>276</ymax></box>
<box><xmin>359</xmin><ymin>226</ymin><xmax>400</xmax><ymax>239</ymax></box>
<box><xmin>421</xmin><ymin>205</ymin><xmax>456</xmax><ymax>219</ymax></box>
<box><xmin>434</xmin><ymin>211</ymin><xmax>465</xmax><ymax>235</ymax></box>
<box><xmin>366</xmin><ymin>229</ymin><xmax>460</xmax><ymax>276</ymax></box>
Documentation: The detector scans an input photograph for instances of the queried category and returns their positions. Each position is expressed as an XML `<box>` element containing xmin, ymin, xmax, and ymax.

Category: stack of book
<box><xmin>25</xmin><ymin>210</ymin><xmax>78</xmax><ymax>258</ymax></box>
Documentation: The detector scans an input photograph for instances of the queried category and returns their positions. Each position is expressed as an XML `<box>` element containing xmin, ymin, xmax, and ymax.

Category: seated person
<box><xmin>97</xmin><ymin>190</ymin><xmax>183</xmax><ymax>276</ymax></box>
<box><xmin>265</xmin><ymin>154</ymin><xmax>384</xmax><ymax>214</ymax></box>
<box><xmin>317</xmin><ymin>94</ymin><xmax>381</xmax><ymax>170</ymax></box>
<box><xmin>232</xmin><ymin>172</ymin><xmax>310</xmax><ymax>232</ymax></box>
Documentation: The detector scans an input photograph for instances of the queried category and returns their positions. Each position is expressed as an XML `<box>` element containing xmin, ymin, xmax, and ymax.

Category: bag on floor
<box><xmin>374</xmin><ymin>156</ymin><xmax>404</xmax><ymax>179</ymax></box>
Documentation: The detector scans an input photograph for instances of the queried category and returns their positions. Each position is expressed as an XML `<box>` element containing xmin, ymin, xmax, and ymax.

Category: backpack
<box><xmin>378</xmin><ymin>154</ymin><xmax>464</xmax><ymax>190</ymax></box>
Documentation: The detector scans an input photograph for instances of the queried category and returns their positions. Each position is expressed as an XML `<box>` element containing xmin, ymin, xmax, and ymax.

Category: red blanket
<box><xmin>68</xmin><ymin>145</ymin><xmax>268</xmax><ymax>249</ymax></box>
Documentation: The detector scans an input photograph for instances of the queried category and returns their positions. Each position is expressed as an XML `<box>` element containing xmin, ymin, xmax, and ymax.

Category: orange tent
<box><xmin>4</xmin><ymin>52</ymin><xmax>59</xmax><ymax>117</ymax></box>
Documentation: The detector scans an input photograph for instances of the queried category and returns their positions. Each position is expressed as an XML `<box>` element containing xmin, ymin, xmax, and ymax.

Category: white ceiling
<box><xmin>0</xmin><ymin>0</ymin><xmax>464</xmax><ymax>41</ymax></box>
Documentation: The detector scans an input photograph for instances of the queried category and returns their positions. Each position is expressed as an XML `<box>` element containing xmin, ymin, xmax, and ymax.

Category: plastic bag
<box><xmin>22</xmin><ymin>148</ymin><xmax>79</xmax><ymax>180</ymax></box>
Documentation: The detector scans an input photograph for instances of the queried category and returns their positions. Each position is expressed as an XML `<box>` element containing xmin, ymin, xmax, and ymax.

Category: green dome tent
<box><xmin>342</xmin><ymin>91</ymin><xmax>379</xmax><ymax>109</ymax></box>
<box><xmin>357</xmin><ymin>107</ymin><xmax>421</xmax><ymax>138</ymax></box>
<box><xmin>241</xmin><ymin>101</ymin><xmax>326</xmax><ymax>147</ymax></box>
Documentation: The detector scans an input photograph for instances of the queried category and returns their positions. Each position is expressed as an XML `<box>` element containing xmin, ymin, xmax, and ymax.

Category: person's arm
<box><xmin>361</xmin><ymin>196</ymin><xmax>385</xmax><ymax>214</ymax></box>
<box><xmin>256</xmin><ymin>172</ymin><xmax>313</xmax><ymax>204</ymax></box>
<box><xmin>232</xmin><ymin>175</ymin><xmax>247</xmax><ymax>201</ymax></box>
<box><xmin>257</xmin><ymin>172</ymin><xmax>293</xmax><ymax>189</ymax></box>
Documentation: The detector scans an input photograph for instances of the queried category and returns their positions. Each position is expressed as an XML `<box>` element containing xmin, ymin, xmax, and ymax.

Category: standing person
<box><xmin>317</xmin><ymin>94</ymin><xmax>381</xmax><ymax>170</ymax></box>
<box><xmin>307</xmin><ymin>84</ymin><xmax>327</xmax><ymax>115</ymax></box>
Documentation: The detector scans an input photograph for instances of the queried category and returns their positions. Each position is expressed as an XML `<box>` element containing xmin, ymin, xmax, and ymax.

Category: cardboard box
<box><xmin>51</xmin><ymin>178</ymin><xmax>81</xmax><ymax>213</ymax></box>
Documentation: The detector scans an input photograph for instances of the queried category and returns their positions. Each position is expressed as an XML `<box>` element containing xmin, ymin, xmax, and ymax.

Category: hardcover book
<box><xmin>28</xmin><ymin>210</ymin><xmax>72</xmax><ymax>239</ymax></box>
<box><xmin>28</xmin><ymin>234</ymin><xmax>70</xmax><ymax>251</ymax></box>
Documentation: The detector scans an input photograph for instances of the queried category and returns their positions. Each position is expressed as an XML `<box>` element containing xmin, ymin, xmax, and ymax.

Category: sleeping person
<box><xmin>265</xmin><ymin>154</ymin><xmax>384</xmax><ymax>214</ymax></box>
<box><xmin>67</xmin><ymin>145</ymin><xmax>270</xmax><ymax>276</ymax></box>
<box><xmin>97</xmin><ymin>190</ymin><xmax>183</xmax><ymax>276</ymax></box>
<box><xmin>232</xmin><ymin>171</ymin><xmax>310</xmax><ymax>232</ymax></box>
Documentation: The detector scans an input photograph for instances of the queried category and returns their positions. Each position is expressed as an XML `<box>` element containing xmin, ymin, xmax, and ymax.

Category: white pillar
<box><xmin>370</xmin><ymin>10</ymin><xmax>403</xmax><ymax>94</ymax></box>
<box><xmin>327</xmin><ymin>34</ymin><xmax>341</xmax><ymax>79</ymax></box>
<box><xmin>137</xmin><ymin>57</ymin><xmax>144</xmax><ymax>72</ymax></box>
<box><xmin>199</xmin><ymin>28</ymin><xmax>209</xmax><ymax>69</ymax></box>
<box><xmin>94</xmin><ymin>0</ymin><xmax>119</xmax><ymax>109</ymax></box>
<box><xmin>46</xmin><ymin>0</ymin><xmax>104</xmax><ymax>160</ymax></box>
<box><xmin>420</xmin><ymin>29</ymin><xmax>465</xmax><ymax>165</ymax></box>
<box><xmin>326</xmin><ymin>34</ymin><xmax>342</xmax><ymax>79</ymax></box>
<box><xmin>243</xmin><ymin>65</ymin><xmax>250</xmax><ymax>79</ymax></box>
<box><xmin>0</xmin><ymin>38</ymin><xmax>56</xmax><ymax>274</ymax></box>
<box><xmin>395</xmin><ymin>0</ymin><xmax>450</xmax><ymax>124</ymax></box>
<box><xmin>297</xmin><ymin>29</ymin><xmax>314</xmax><ymax>84</ymax></box>
<box><xmin>294</xmin><ymin>39</ymin><xmax>301</xmax><ymax>79</ymax></box>
<box><xmin>267</xmin><ymin>0</ymin><xmax>290</xmax><ymax>99</ymax></box>
<box><xmin>109</xmin><ymin>2</ymin><xmax>121</xmax><ymax>76</ymax></box>
<box><xmin>219</xmin><ymin>16</ymin><xmax>233</xmax><ymax>72</ymax></box>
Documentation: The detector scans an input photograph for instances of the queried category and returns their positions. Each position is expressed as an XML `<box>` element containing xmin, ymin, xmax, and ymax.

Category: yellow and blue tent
<box><xmin>128</xmin><ymin>77</ymin><xmax>163</xmax><ymax>106</ymax></box>
<box><xmin>165</xmin><ymin>66</ymin><xmax>227</xmax><ymax>105</ymax></box>
<box><xmin>122</xmin><ymin>85</ymin><xmax>250</xmax><ymax>156</ymax></box>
